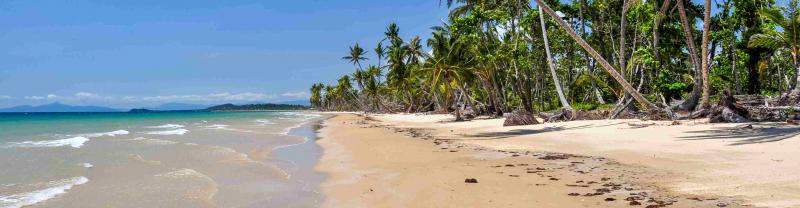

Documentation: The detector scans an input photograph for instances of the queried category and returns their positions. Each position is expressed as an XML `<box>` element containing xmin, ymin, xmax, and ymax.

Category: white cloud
<box><xmin>75</xmin><ymin>92</ymin><xmax>99</xmax><ymax>98</ymax></box>
<box><xmin>46</xmin><ymin>94</ymin><xmax>58</xmax><ymax>100</ymax></box>
<box><xmin>25</xmin><ymin>96</ymin><xmax>45</xmax><ymax>100</ymax></box>
<box><xmin>221</xmin><ymin>92</ymin><xmax>273</xmax><ymax>101</ymax></box>
<box><xmin>281</xmin><ymin>91</ymin><xmax>309</xmax><ymax>99</ymax></box>
<box><xmin>139</xmin><ymin>92</ymin><xmax>274</xmax><ymax>103</ymax></box>
<box><xmin>0</xmin><ymin>95</ymin><xmax>11</xmax><ymax>99</ymax></box>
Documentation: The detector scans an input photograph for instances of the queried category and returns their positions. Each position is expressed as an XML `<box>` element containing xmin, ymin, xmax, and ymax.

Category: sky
<box><xmin>0</xmin><ymin>0</ymin><xmax>789</xmax><ymax>108</ymax></box>
<box><xmin>0</xmin><ymin>0</ymin><xmax>449</xmax><ymax>108</ymax></box>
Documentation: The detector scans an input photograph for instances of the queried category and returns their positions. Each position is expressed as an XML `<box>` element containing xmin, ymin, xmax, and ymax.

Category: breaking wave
<box><xmin>0</xmin><ymin>176</ymin><xmax>89</xmax><ymax>208</ymax></box>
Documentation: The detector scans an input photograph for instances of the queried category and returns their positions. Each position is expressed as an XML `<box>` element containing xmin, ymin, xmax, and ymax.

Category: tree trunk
<box><xmin>579</xmin><ymin>0</ymin><xmax>605</xmax><ymax>104</ymax></box>
<box><xmin>677</xmin><ymin>0</ymin><xmax>703</xmax><ymax>111</ymax></box>
<box><xmin>534</xmin><ymin>0</ymin><xmax>657</xmax><ymax>110</ymax></box>
<box><xmin>653</xmin><ymin>0</ymin><xmax>672</xmax><ymax>67</ymax></box>
<box><xmin>700</xmin><ymin>0</ymin><xmax>712</xmax><ymax>108</ymax></box>
<box><xmin>539</xmin><ymin>5</ymin><xmax>572</xmax><ymax>110</ymax></box>
<box><xmin>793</xmin><ymin>51</ymin><xmax>800</xmax><ymax>91</ymax></box>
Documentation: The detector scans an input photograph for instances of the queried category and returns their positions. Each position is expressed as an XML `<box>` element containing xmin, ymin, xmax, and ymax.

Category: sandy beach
<box><xmin>312</xmin><ymin>113</ymin><xmax>799</xmax><ymax>207</ymax></box>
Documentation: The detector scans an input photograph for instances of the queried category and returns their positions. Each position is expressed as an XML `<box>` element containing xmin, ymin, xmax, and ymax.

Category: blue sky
<box><xmin>0</xmin><ymin>0</ymin><xmax>788</xmax><ymax>108</ymax></box>
<box><xmin>0</xmin><ymin>0</ymin><xmax>449</xmax><ymax>108</ymax></box>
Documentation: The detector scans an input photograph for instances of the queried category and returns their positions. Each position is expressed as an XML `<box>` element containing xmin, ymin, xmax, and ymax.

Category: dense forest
<box><xmin>310</xmin><ymin>0</ymin><xmax>800</xmax><ymax>123</ymax></box>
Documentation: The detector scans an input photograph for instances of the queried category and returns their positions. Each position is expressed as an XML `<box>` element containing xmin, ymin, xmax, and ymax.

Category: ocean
<box><xmin>0</xmin><ymin>111</ymin><xmax>325</xmax><ymax>208</ymax></box>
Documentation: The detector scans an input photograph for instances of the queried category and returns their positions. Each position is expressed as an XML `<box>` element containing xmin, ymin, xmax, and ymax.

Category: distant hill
<box><xmin>143</xmin><ymin>103</ymin><xmax>209</xmax><ymax>111</ymax></box>
<box><xmin>0</xmin><ymin>102</ymin><xmax>121</xmax><ymax>113</ymax></box>
<box><xmin>206</xmin><ymin>103</ymin><xmax>309</xmax><ymax>111</ymax></box>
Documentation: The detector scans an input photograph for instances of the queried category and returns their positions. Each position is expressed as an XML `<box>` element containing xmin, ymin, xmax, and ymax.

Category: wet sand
<box><xmin>315</xmin><ymin>114</ymin><xmax>753</xmax><ymax>208</ymax></box>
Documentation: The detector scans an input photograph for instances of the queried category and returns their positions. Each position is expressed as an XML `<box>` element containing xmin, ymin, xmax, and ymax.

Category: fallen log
<box><xmin>708</xmin><ymin>90</ymin><xmax>750</xmax><ymax>123</ymax></box>
<box><xmin>504</xmin><ymin>111</ymin><xmax>540</xmax><ymax>126</ymax></box>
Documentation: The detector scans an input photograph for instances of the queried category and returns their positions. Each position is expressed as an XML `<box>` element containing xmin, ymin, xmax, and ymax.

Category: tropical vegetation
<box><xmin>310</xmin><ymin>0</ymin><xmax>800</xmax><ymax>122</ymax></box>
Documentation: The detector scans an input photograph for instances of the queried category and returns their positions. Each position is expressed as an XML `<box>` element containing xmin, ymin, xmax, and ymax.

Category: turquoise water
<box><xmin>0</xmin><ymin>111</ymin><xmax>324</xmax><ymax>208</ymax></box>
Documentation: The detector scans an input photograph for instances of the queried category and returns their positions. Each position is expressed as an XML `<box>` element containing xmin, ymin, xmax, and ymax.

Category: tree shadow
<box><xmin>679</xmin><ymin>124</ymin><xmax>800</xmax><ymax>145</ymax></box>
<box><xmin>455</xmin><ymin>122</ymin><xmax>625</xmax><ymax>140</ymax></box>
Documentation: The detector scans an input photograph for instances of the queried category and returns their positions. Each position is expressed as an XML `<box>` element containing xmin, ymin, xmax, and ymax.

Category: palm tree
<box><xmin>701</xmin><ymin>0</ymin><xmax>713</xmax><ymax>108</ymax></box>
<box><xmin>336</xmin><ymin>75</ymin><xmax>355</xmax><ymax>109</ymax></box>
<box><xmin>677</xmin><ymin>0</ymin><xmax>703</xmax><ymax>111</ymax></box>
<box><xmin>537</xmin><ymin>5</ymin><xmax>572</xmax><ymax>110</ymax></box>
<box><xmin>342</xmin><ymin>43</ymin><xmax>368</xmax><ymax>70</ymax></box>
<box><xmin>309</xmin><ymin>83</ymin><xmax>324</xmax><ymax>109</ymax></box>
<box><xmin>385</xmin><ymin>23</ymin><xmax>400</xmax><ymax>42</ymax></box>
<box><xmin>425</xmin><ymin>29</ymin><xmax>473</xmax><ymax>120</ymax></box>
<box><xmin>533</xmin><ymin>0</ymin><xmax>657</xmax><ymax>110</ymax></box>
<box><xmin>375</xmin><ymin>42</ymin><xmax>386</xmax><ymax>67</ymax></box>
<box><xmin>749</xmin><ymin>0</ymin><xmax>800</xmax><ymax>92</ymax></box>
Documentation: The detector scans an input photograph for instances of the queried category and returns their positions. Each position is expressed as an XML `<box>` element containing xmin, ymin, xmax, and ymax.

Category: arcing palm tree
<box><xmin>537</xmin><ymin>6</ymin><xmax>571</xmax><ymax>110</ymax></box>
<box><xmin>342</xmin><ymin>43</ymin><xmax>368</xmax><ymax>70</ymax></box>
<box><xmin>749</xmin><ymin>0</ymin><xmax>800</xmax><ymax>92</ymax></box>
<box><xmin>533</xmin><ymin>0</ymin><xmax>657</xmax><ymax>110</ymax></box>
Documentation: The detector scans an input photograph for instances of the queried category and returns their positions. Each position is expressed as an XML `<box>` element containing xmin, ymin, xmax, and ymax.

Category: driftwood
<box><xmin>503</xmin><ymin>111</ymin><xmax>540</xmax><ymax>126</ymax></box>
<box><xmin>545</xmin><ymin>108</ymin><xmax>610</xmax><ymax>122</ymax></box>
<box><xmin>708</xmin><ymin>90</ymin><xmax>750</xmax><ymax>123</ymax></box>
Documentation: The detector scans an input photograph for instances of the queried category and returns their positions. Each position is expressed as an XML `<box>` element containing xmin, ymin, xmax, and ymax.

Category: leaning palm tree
<box><xmin>342</xmin><ymin>43</ymin><xmax>368</xmax><ymax>70</ymax></box>
<box><xmin>749</xmin><ymin>0</ymin><xmax>800</xmax><ymax>92</ymax></box>
<box><xmin>537</xmin><ymin>6</ymin><xmax>572</xmax><ymax>111</ymax></box>
<box><xmin>533</xmin><ymin>0</ymin><xmax>657</xmax><ymax>110</ymax></box>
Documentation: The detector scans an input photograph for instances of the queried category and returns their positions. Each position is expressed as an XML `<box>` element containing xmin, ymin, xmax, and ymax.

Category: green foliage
<box><xmin>309</xmin><ymin>0</ymin><xmax>798</xmax><ymax>114</ymax></box>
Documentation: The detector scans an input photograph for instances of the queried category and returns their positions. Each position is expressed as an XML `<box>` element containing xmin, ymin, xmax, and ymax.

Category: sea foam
<box><xmin>5</xmin><ymin>136</ymin><xmax>90</xmax><ymax>149</ymax></box>
<box><xmin>131</xmin><ymin>137</ymin><xmax>178</xmax><ymax>145</ymax></box>
<box><xmin>0</xmin><ymin>176</ymin><xmax>89</xmax><ymax>208</ymax></box>
<box><xmin>147</xmin><ymin>124</ymin><xmax>184</xmax><ymax>129</ymax></box>
<box><xmin>81</xmin><ymin>130</ymin><xmax>130</xmax><ymax>137</ymax></box>
<box><xmin>145</xmin><ymin>129</ymin><xmax>189</xmax><ymax>135</ymax></box>
<box><xmin>4</xmin><ymin>129</ymin><xmax>130</xmax><ymax>149</ymax></box>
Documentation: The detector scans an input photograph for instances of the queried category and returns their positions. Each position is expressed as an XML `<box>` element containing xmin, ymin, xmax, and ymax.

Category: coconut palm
<box><xmin>342</xmin><ymin>43</ymin><xmax>368</xmax><ymax>70</ymax></box>
<box><xmin>537</xmin><ymin>6</ymin><xmax>571</xmax><ymax>110</ymax></box>
<box><xmin>700</xmin><ymin>0</ymin><xmax>712</xmax><ymax>108</ymax></box>
<box><xmin>309</xmin><ymin>83</ymin><xmax>324</xmax><ymax>109</ymax></box>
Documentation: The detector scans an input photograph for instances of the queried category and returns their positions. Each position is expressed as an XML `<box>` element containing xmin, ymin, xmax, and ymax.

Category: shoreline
<box><xmin>313</xmin><ymin>113</ymin><xmax>755</xmax><ymax>207</ymax></box>
<box><xmin>269</xmin><ymin>114</ymin><xmax>329</xmax><ymax>207</ymax></box>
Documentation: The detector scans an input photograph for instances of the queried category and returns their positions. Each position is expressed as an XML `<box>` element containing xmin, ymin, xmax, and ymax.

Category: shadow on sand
<box><xmin>453</xmin><ymin>122</ymin><xmax>625</xmax><ymax>140</ymax></box>
<box><xmin>679</xmin><ymin>124</ymin><xmax>800</xmax><ymax>145</ymax></box>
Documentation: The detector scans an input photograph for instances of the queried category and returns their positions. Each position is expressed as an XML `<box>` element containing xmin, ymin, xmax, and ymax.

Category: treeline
<box><xmin>310</xmin><ymin>0</ymin><xmax>799</xmax><ymax>121</ymax></box>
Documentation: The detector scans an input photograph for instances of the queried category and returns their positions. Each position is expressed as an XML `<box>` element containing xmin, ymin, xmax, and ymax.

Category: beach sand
<box><xmin>314</xmin><ymin>113</ymin><xmax>778</xmax><ymax>207</ymax></box>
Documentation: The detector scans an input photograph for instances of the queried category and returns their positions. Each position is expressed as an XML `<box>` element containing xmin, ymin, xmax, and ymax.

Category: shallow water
<box><xmin>0</xmin><ymin>111</ymin><xmax>324</xmax><ymax>208</ymax></box>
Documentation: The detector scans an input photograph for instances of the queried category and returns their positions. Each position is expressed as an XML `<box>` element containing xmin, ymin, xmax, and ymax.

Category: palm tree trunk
<box><xmin>654</xmin><ymin>0</ymin><xmax>672</xmax><ymax>67</ymax></box>
<box><xmin>700</xmin><ymin>0</ymin><xmax>712</xmax><ymax>108</ymax></box>
<box><xmin>793</xmin><ymin>51</ymin><xmax>800</xmax><ymax>91</ymax></box>
<box><xmin>538</xmin><ymin>5</ymin><xmax>572</xmax><ymax>110</ymax></box>
<box><xmin>534</xmin><ymin>0</ymin><xmax>657</xmax><ymax>110</ymax></box>
<box><xmin>677</xmin><ymin>0</ymin><xmax>703</xmax><ymax>111</ymax></box>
